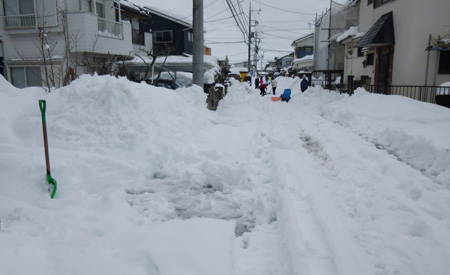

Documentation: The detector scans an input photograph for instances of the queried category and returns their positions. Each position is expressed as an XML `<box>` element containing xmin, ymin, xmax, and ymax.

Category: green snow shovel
<box><xmin>39</xmin><ymin>100</ymin><xmax>57</xmax><ymax>199</ymax></box>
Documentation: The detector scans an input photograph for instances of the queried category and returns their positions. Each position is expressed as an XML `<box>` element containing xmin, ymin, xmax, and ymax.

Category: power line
<box><xmin>176</xmin><ymin>0</ymin><xmax>219</xmax><ymax>21</ymax></box>
<box><xmin>205</xmin><ymin>40</ymin><xmax>246</xmax><ymax>44</ymax></box>
<box><xmin>252</xmin><ymin>0</ymin><xmax>316</xmax><ymax>16</ymax></box>
<box><xmin>205</xmin><ymin>6</ymin><xmax>231</xmax><ymax>20</ymax></box>
<box><xmin>224</xmin><ymin>0</ymin><xmax>248</xmax><ymax>41</ymax></box>
<box><xmin>260</xmin><ymin>31</ymin><xmax>299</xmax><ymax>41</ymax></box>
<box><xmin>205</xmin><ymin>14</ymin><xmax>237</xmax><ymax>23</ymax></box>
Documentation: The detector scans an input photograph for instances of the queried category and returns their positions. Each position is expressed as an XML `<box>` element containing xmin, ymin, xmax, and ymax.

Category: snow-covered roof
<box><xmin>143</xmin><ymin>5</ymin><xmax>192</xmax><ymax>28</ymax></box>
<box><xmin>293</xmin><ymin>55</ymin><xmax>314</xmax><ymax>64</ymax></box>
<box><xmin>120</xmin><ymin>0</ymin><xmax>149</xmax><ymax>16</ymax></box>
<box><xmin>337</xmin><ymin>26</ymin><xmax>365</xmax><ymax>43</ymax></box>
<box><xmin>120</xmin><ymin>1</ymin><xmax>191</xmax><ymax>27</ymax></box>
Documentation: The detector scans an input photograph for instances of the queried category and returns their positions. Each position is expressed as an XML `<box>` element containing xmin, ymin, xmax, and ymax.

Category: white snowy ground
<box><xmin>1</xmin><ymin>74</ymin><xmax>450</xmax><ymax>275</ymax></box>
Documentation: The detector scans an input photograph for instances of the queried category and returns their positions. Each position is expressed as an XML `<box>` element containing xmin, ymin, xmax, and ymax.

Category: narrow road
<box><xmin>219</xmin><ymin>81</ymin><xmax>450</xmax><ymax>275</ymax></box>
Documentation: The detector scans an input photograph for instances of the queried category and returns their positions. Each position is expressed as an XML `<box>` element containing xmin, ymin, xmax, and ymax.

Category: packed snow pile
<box><xmin>1</xmin><ymin>74</ymin><xmax>450</xmax><ymax>275</ymax></box>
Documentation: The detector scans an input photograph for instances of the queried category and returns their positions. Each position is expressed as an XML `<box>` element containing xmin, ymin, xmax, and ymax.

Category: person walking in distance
<box><xmin>300</xmin><ymin>74</ymin><xmax>309</xmax><ymax>92</ymax></box>
<box><xmin>271</xmin><ymin>78</ymin><xmax>278</xmax><ymax>95</ymax></box>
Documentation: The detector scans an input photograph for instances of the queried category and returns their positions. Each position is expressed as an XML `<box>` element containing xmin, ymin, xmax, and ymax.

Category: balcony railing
<box><xmin>4</xmin><ymin>14</ymin><xmax>36</xmax><ymax>29</ymax></box>
<box><xmin>97</xmin><ymin>18</ymin><xmax>123</xmax><ymax>39</ymax></box>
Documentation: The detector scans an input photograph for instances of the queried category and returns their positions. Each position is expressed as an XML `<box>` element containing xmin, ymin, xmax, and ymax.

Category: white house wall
<box><xmin>1</xmin><ymin>32</ymin><xmax>66</xmax><ymax>60</ymax></box>
<box><xmin>359</xmin><ymin>0</ymin><xmax>450</xmax><ymax>86</ymax></box>
<box><xmin>67</xmin><ymin>0</ymin><xmax>81</xmax><ymax>11</ymax></box>
<box><xmin>343</xmin><ymin>40</ymin><xmax>374</xmax><ymax>82</ymax></box>
<box><xmin>66</xmin><ymin>12</ymin><xmax>132</xmax><ymax>56</ymax></box>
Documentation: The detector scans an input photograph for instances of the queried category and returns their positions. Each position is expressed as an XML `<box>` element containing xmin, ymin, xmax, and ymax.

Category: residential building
<box><xmin>276</xmin><ymin>53</ymin><xmax>294</xmax><ymax>75</ymax></box>
<box><xmin>340</xmin><ymin>0</ymin><xmax>450</xmax><ymax>89</ymax></box>
<box><xmin>291</xmin><ymin>33</ymin><xmax>314</xmax><ymax>73</ymax></box>
<box><xmin>265</xmin><ymin>59</ymin><xmax>277</xmax><ymax>77</ymax></box>
<box><xmin>139</xmin><ymin>6</ymin><xmax>193</xmax><ymax>56</ymax></box>
<box><xmin>231</xmin><ymin>60</ymin><xmax>248</xmax><ymax>69</ymax></box>
<box><xmin>314</xmin><ymin>1</ymin><xmax>359</xmax><ymax>83</ymax></box>
<box><xmin>0</xmin><ymin>0</ymin><xmax>133</xmax><ymax>88</ymax></box>
<box><xmin>120</xmin><ymin>0</ymin><xmax>153</xmax><ymax>57</ymax></box>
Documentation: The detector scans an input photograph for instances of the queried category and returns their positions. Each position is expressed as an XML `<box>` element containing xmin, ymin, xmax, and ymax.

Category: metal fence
<box><xmin>365</xmin><ymin>85</ymin><xmax>450</xmax><ymax>104</ymax></box>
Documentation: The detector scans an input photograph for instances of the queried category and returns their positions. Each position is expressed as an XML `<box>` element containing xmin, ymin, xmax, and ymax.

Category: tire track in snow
<box><xmin>283</xmin><ymin>101</ymin><xmax>450</xmax><ymax>274</ymax></box>
<box><xmin>231</xmin><ymin>95</ymin><xmax>289</xmax><ymax>275</ymax></box>
<box><xmin>269</xmin><ymin>102</ymin><xmax>349</xmax><ymax>275</ymax></box>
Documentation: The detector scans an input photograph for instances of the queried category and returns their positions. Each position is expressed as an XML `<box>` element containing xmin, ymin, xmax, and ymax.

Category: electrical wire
<box><xmin>252</xmin><ymin>0</ymin><xmax>316</xmax><ymax>16</ymax></box>
<box><xmin>205</xmin><ymin>14</ymin><xmax>238</xmax><ymax>23</ymax></box>
<box><xmin>224</xmin><ymin>0</ymin><xmax>248</xmax><ymax>41</ymax></box>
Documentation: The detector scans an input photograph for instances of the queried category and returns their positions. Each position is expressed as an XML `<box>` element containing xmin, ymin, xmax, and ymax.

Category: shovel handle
<box><xmin>39</xmin><ymin>100</ymin><xmax>50</xmax><ymax>175</ymax></box>
<box><xmin>39</xmin><ymin>99</ymin><xmax>57</xmax><ymax>199</ymax></box>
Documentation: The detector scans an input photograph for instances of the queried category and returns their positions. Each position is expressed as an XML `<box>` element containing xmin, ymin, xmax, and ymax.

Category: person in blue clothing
<box><xmin>280</xmin><ymin>89</ymin><xmax>291</xmax><ymax>102</ymax></box>
<box><xmin>300</xmin><ymin>74</ymin><xmax>309</xmax><ymax>92</ymax></box>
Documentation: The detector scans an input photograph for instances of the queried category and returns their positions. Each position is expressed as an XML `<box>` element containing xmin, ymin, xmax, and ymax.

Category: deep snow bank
<box><xmin>299</xmin><ymin>86</ymin><xmax>450</xmax><ymax>186</ymax></box>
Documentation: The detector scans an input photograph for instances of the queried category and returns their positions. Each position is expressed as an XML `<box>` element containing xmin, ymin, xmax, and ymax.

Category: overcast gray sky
<box><xmin>128</xmin><ymin>0</ymin><xmax>346</xmax><ymax>66</ymax></box>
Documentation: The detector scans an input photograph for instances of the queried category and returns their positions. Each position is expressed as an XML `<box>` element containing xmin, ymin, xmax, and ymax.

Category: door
<box><xmin>376</xmin><ymin>46</ymin><xmax>393</xmax><ymax>94</ymax></box>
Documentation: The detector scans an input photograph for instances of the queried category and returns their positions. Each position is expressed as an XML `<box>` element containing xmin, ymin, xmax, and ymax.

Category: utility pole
<box><xmin>193</xmin><ymin>0</ymin><xmax>204</xmax><ymax>87</ymax></box>
<box><xmin>248</xmin><ymin>1</ymin><xmax>251</xmax><ymax>75</ymax></box>
<box><xmin>327</xmin><ymin>0</ymin><xmax>331</xmax><ymax>72</ymax></box>
<box><xmin>254</xmin><ymin>26</ymin><xmax>259</xmax><ymax>74</ymax></box>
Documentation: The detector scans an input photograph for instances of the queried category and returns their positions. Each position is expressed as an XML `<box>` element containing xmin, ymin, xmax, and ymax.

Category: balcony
<box><xmin>97</xmin><ymin>17</ymin><xmax>123</xmax><ymax>39</ymax></box>
<box><xmin>66</xmin><ymin>12</ymin><xmax>132</xmax><ymax>57</ymax></box>
<box><xmin>4</xmin><ymin>14</ymin><xmax>36</xmax><ymax>29</ymax></box>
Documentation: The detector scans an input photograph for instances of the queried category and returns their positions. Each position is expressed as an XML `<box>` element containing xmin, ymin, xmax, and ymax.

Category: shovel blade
<box><xmin>47</xmin><ymin>176</ymin><xmax>57</xmax><ymax>199</ymax></box>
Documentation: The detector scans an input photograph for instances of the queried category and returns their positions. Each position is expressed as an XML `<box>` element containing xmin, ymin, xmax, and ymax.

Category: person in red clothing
<box><xmin>259</xmin><ymin>83</ymin><xmax>268</xmax><ymax>96</ymax></box>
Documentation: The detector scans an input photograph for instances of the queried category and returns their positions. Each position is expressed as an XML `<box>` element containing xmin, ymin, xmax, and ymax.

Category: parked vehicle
<box><xmin>147</xmin><ymin>79</ymin><xmax>182</xmax><ymax>90</ymax></box>
<box><xmin>228</xmin><ymin>73</ymin><xmax>241</xmax><ymax>81</ymax></box>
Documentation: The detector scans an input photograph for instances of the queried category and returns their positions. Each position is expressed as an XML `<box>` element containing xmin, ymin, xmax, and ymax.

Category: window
<box><xmin>96</xmin><ymin>2</ymin><xmax>104</xmax><ymax>18</ymax></box>
<box><xmin>132</xmin><ymin>29</ymin><xmax>145</xmax><ymax>45</ymax></box>
<box><xmin>81</xmin><ymin>0</ymin><xmax>93</xmax><ymax>13</ymax></box>
<box><xmin>366</xmin><ymin>53</ymin><xmax>374</xmax><ymax>66</ymax></box>
<box><xmin>357</xmin><ymin>47</ymin><xmax>364</xmax><ymax>57</ymax></box>
<box><xmin>10</xmin><ymin>67</ymin><xmax>42</xmax><ymax>88</ymax></box>
<box><xmin>187</xmin><ymin>32</ymin><xmax>193</xmax><ymax>42</ymax></box>
<box><xmin>374</xmin><ymin>0</ymin><xmax>390</xmax><ymax>8</ymax></box>
<box><xmin>3</xmin><ymin>0</ymin><xmax>36</xmax><ymax>27</ymax></box>
<box><xmin>368</xmin><ymin>0</ymin><xmax>373</xmax><ymax>5</ymax></box>
<box><xmin>438</xmin><ymin>51</ymin><xmax>450</xmax><ymax>74</ymax></box>
<box><xmin>297</xmin><ymin>47</ymin><xmax>313</xmax><ymax>59</ymax></box>
<box><xmin>153</xmin><ymin>30</ymin><xmax>173</xmax><ymax>43</ymax></box>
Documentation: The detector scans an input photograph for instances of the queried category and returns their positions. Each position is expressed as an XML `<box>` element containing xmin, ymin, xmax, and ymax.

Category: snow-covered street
<box><xmin>1</xmin><ymin>75</ymin><xmax>450</xmax><ymax>274</ymax></box>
